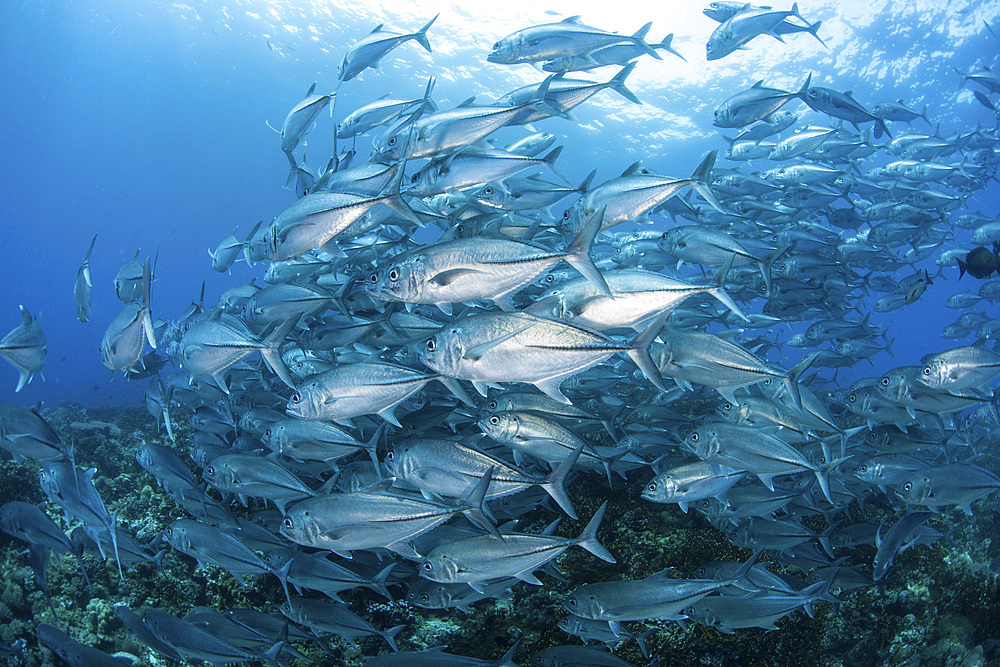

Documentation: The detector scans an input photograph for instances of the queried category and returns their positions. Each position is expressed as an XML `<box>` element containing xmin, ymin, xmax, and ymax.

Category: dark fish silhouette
<box><xmin>958</xmin><ymin>243</ymin><xmax>1000</xmax><ymax>278</ymax></box>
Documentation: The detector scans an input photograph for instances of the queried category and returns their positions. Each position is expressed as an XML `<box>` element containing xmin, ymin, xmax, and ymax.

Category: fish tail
<box><xmin>262</xmin><ymin>641</ymin><xmax>284</xmax><ymax>667</ymax></box>
<box><xmin>540</xmin><ymin>145</ymin><xmax>568</xmax><ymax>183</ymax></box>
<box><xmin>162</xmin><ymin>385</ymin><xmax>176</xmax><ymax>441</ymax></box>
<box><xmin>576</xmin><ymin>501</ymin><xmax>616</xmax><ymax>563</ymax></box>
<box><xmin>369</xmin><ymin>563</ymin><xmax>396</xmax><ymax>601</ymax></box>
<box><xmin>920</xmin><ymin>103</ymin><xmax>932</xmax><ymax>128</ymax></box>
<box><xmin>283</xmin><ymin>149</ymin><xmax>299</xmax><ymax>190</ymax></box>
<box><xmin>462</xmin><ymin>467</ymin><xmax>500</xmax><ymax>537</ymax></box>
<box><xmin>565</xmin><ymin>206</ymin><xmax>612</xmax><ymax>297</ymax></box>
<box><xmin>141</xmin><ymin>259</ymin><xmax>157</xmax><ymax>350</ymax></box>
<box><xmin>632</xmin><ymin>22</ymin><xmax>661</xmax><ymax>59</ymax></box>
<box><xmin>632</xmin><ymin>21</ymin><xmax>652</xmax><ymax>41</ymax></box>
<box><xmin>808</xmin><ymin>20</ymin><xmax>828</xmax><ymax>48</ymax></box>
<box><xmin>875</xmin><ymin>117</ymin><xmax>892</xmax><ymax>140</ymax></box>
<box><xmin>709</xmin><ymin>255</ymin><xmax>749</xmax><ymax>322</ymax></box>
<box><xmin>497</xmin><ymin>641</ymin><xmax>521</xmax><ymax>667</ymax></box>
<box><xmin>413</xmin><ymin>14</ymin><xmax>438</xmax><ymax>52</ymax></box>
<box><xmin>785</xmin><ymin>350</ymin><xmax>819</xmax><ymax>413</ymax></box>
<box><xmin>817</xmin><ymin>518</ymin><xmax>843</xmax><ymax>558</ymax></box>
<box><xmin>363</xmin><ymin>423</ymin><xmax>387</xmax><ymax>473</ymax></box>
<box><xmin>242</xmin><ymin>221</ymin><xmax>262</xmax><ymax>267</ymax></box>
<box><xmin>261</xmin><ymin>316</ymin><xmax>299</xmax><ymax>389</ymax></box>
<box><xmin>658</xmin><ymin>33</ymin><xmax>687</xmax><ymax>62</ymax></box>
<box><xmin>816</xmin><ymin>454</ymin><xmax>853</xmax><ymax>504</ymax></box>
<box><xmin>381</xmin><ymin>159</ymin><xmax>424</xmax><ymax>226</ymax></box>
<box><xmin>761</xmin><ymin>244</ymin><xmax>789</xmax><ymax>297</ymax></box>
<box><xmin>689</xmin><ymin>149</ymin><xmax>725</xmax><ymax>213</ymax></box>
<box><xmin>607</xmin><ymin>61</ymin><xmax>642</xmax><ymax>105</ymax></box>
<box><xmin>109</xmin><ymin>511</ymin><xmax>124</xmax><ymax>581</ymax></box>
<box><xmin>731</xmin><ymin>548</ymin><xmax>763</xmax><ymax>581</ymax></box>
<box><xmin>952</xmin><ymin>66</ymin><xmax>967</xmax><ymax>89</ymax></box>
<box><xmin>626</xmin><ymin>310</ymin><xmax>670</xmax><ymax>392</ymax></box>
<box><xmin>974</xmin><ymin>90</ymin><xmax>997</xmax><ymax>112</ymax></box>
<box><xmin>541</xmin><ymin>443</ymin><xmax>582</xmax><ymax>519</ymax></box>
<box><xmin>420</xmin><ymin>76</ymin><xmax>437</xmax><ymax>113</ymax></box>
<box><xmin>83</xmin><ymin>233</ymin><xmax>97</xmax><ymax>267</ymax></box>
<box><xmin>796</xmin><ymin>72</ymin><xmax>813</xmax><ymax>100</ymax></box>
<box><xmin>271</xmin><ymin>559</ymin><xmax>294</xmax><ymax>609</ymax></box>
<box><xmin>381</xmin><ymin>625</ymin><xmax>405</xmax><ymax>653</ymax></box>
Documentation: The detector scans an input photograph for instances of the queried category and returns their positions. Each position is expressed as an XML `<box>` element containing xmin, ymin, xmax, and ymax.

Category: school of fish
<box><xmin>2</xmin><ymin>5</ymin><xmax>1000</xmax><ymax>665</ymax></box>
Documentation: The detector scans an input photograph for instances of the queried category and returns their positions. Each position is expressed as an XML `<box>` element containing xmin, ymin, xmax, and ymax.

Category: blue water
<box><xmin>0</xmin><ymin>0</ymin><xmax>997</xmax><ymax>407</ymax></box>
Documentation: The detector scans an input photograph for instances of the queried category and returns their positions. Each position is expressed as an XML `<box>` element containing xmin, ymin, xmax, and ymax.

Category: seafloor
<box><xmin>1</xmin><ymin>403</ymin><xmax>998</xmax><ymax>666</ymax></box>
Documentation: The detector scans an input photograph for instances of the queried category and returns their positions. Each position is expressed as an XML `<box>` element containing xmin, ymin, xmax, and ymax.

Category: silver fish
<box><xmin>338</xmin><ymin>15</ymin><xmax>437</xmax><ymax>84</ymax></box>
<box><xmin>419</xmin><ymin>502</ymin><xmax>613</xmax><ymax>590</ymax></box>
<box><xmin>73</xmin><ymin>234</ymin><xmax>96</xmax><ymax>322</ymax></box>
<box><xmin>0</xmin><ymin>306</ymin><xmax>46</xmax><ymax>392</ymax></box>
<box><xmin>488</xmin><ymin>16</ymin><xmax>660</xmax><ymax>64</ymax></box>
<box><xmin>279</xmin><ymin>472</ymin><xmax>495</xmax><ymax>558</ymax></box>
<box><xmin>420</xmin><ymin>310</ymin><xmax>665</xmax><ymax>405</ymax></box>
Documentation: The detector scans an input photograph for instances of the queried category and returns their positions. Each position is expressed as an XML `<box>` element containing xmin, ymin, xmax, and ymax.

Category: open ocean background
<box><xmin>0</xmin><ymin>0</ymin><xmax>998</xmax><ymax>407</ymax></box>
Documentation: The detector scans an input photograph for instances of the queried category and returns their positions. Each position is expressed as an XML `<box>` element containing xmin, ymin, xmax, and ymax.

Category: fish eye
<box><xmin>724</xmin><ymin>402</ymin><xmax>731</xmax><ymax>410</ymax></box>
<box><xmin>388</xmin><ymin>136</ymin><xmax>397</xmax><ymax>146</ymax></box>
<box><xmin>264</xmin><ymin>429</ymin><xmax>271</xmax><ymax>438</ymax></box>
<box><xmin>422</xmin><ymin>562</ymin><xmax>433</xmax><ymax>570</ymax></box>
<box><xmin>489</xmin><ymin>416</ymin><xmax>499</xmax><ymax>425</ymax></box>
<box><xmin>291</xmin><ymin>392</ymin><xmax>301</xmax><ymax>403</ymax></box>
<box><xmin>426</xmin><ymin>339</ymin><xmax>436</xmax><ymax>351</ymax></box>
<box><xmin>849</xmin><ymin>394</ymin><xmax>857</xmax><ymax>402</ymax></box>
<box><xmin>206</xmin><ymin>466</ymin><xmax>214</xmax><ymax>475</ymax></box>
<box><xmin>922</xmin><ymin>367</ymin><xmax>931</xmax><ymax>375</ymax></box>
<box><xmin>647</xmin><ymin>482</ymin><xmax>656</xmax><ymax>491</ymax></box>
<box><xmin>389</xmin><ymin>268</ymin><xmax>400</xmax><ymax>282</ymax></box>
<box><xmin>903</xmin><ymin>482</ymin><xmax>912</xmax><ymax>491</ymax></box>
<box><xmin>488</xmin><ymin>400</ymin><xmax>498</xmax><ymax>409</ymax></box>
<box><xmin>562</xmin><ymin>210</ymin><xmax>570</xmax><ymax>219</ymax></box>
<box><xmin>567</xmin><ymin>598</ymin><xmax>577</xmax><ymax>607</ymax></box>
<box><xmin>370</xmin><ymin>272</ymin><xmax>379</xmax><ymax>284</ymax></box>
<box><xmin>420</xmin><ymin>593</ymin><xmax>429</xmax><ymax>601</ymax></box>
<box><xmin>545</xmin><ymin>275</ymin><xmax>554</xmax><ymax>283</ymax></box>
<box><xmin>283</xmin><ymin>517</ymin><xmax>293</xmax><ymax>528</ymax></box>
<box><xmin>690</xmin><ymin>432</ymin><xmax>699</xmax><ymax>441</ymax></box>
<box><xmin>484</xmin><ymin>186</ymin><xmax>493</xmax><ymax>195</ymax></box>
<box><xmin>880</xmin><ymin>377</ymin><xmax>890</xmax><ymax>386</ymax></box>
<box><xmin>410</xmin><ymin>173</ymin><xmax>420</xmax><ymax>183</ymax></box>
<box><xmin>386</xmin><ymin>451</ymin><xmax>394</xmax><ymax>460</ymax></box>
<box><xmin>492</xmin><ymin>42</ymin><xmax>500</xmax><ymax>50</ymax></box>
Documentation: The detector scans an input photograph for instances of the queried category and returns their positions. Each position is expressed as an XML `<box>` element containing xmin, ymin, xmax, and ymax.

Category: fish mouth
<box><xmin>365</xmin><ymin>283</ymin><xmax>398</xmax><ymax>302</ymax></box>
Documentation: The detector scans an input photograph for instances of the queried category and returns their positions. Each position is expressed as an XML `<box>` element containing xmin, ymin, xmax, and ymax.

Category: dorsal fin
<box><xmin>620</xmin><ymin>161</ymin><xmax>645</xmax><ymax>176</ymax></box>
